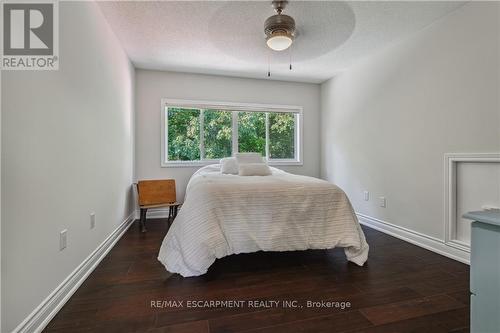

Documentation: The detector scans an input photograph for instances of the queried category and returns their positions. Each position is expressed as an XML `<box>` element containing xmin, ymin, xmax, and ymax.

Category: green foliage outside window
<box><xmin>269</xmin><ymin>112</ymin><xmax>295</xmax><ymax>159</ymax></box>
<box><xmin>204</xmin><ymin>110</ymin><xmax>232</xmax><ymax>159</ymax></box>
<box><xmin>167</xmin><ymin>108</ymin><xmax>200</xmax><ymax>161</ymax></box>
<box><xmin>238</xmin><ymin>112</ymin><xmax>266</xmax><ymax>156</ymax></box>
<box><xmin>166</xmin><ymin>107</ymin><xmax>296</xmax><ymax>162</ymax></box>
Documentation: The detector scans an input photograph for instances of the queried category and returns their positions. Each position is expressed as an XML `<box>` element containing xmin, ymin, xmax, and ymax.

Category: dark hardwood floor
<box><xmin>44</xmin><ymin>219</ymin><xmax>470</xmax><ymax>333</ymax></box>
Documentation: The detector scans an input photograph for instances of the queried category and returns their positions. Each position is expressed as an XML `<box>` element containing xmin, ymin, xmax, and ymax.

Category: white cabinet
<box><xmin>464</xmin><ymin>211</ymin><xmax>500</xmax><ymax>333</ymax></box>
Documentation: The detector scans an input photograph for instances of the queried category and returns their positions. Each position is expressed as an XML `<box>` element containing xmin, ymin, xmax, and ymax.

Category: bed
<box><xmin>158</xmin><ymin>164</ymin><xmax>369</xmax><ymax>277</ymax></box>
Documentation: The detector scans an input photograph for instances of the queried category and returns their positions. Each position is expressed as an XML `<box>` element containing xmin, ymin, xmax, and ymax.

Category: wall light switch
<box><xmin>60</xmin><ymin>229</ymin><xmax>67</xmax><ymax>251</ymax></box>
<box><xmin>90</xmin><ymin>213</ymin><xmax>96</xmax><ymax>229</ymax></box>
<box><xmin>380</xmin><ymin>197</ymin><xmax>386</xmax><ymax>208</ymax></box>
<box><xmin>363</xmin><ymin>191</ymin><xmax>369</xmax><ymax>201</ymax></box>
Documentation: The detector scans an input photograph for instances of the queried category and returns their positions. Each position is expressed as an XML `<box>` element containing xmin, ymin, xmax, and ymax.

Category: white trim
<box><xmin>269</xmin><ymin>159</ymin><xmax>303</xmax><ymax>166</ymax></box>
<box><xmin>231</xmin><ymin>112</ymin><xmax>238</xmax><ymax>156</ymax></box>
<box><xmin>160</xmin><ymin>99</ymin><xmax>167</xmax><ymax>168</ymax></box>
<box><xmin>162</xmin><ymin>98</ymin><xmax>302</xmax><ymax>113</ymax></box>
<box><xmin>199</xmin><ymin>109</ymin><xmax>205</xmax><ymax>159</ymax></box>
<box><xmin>357</xmin><ymin>212</ymin><xmax>470</xmax><ymax>265</ymax></box>
<box><xmin>444</xmin><ymin>153</ymin><xmax>500</xmax><ymax>252</ymax></box>
<box><xmin>159</xmin><ymin>159</ymin><xmax>303</xmax><ymax>168</ymax></box>
<box><xmin>135</xmin><ymin>208</ymin><xmax>172</xmax><ymax>219</ymax></box>
<box><xmin>160</xmin><ymin>160</ymin><xmax>220</xmax><ymax>168</ymax></box>
<box><xmin>265</xmin><ymin>112</ymin><xmax>270</xmax><ymax>159</ymax></box>
<box><xmin>294</xmin><ymin>112</ymin><xmax>301</xmax><ymax>164</ymax></box>
<box><xmin>12</xmin><ymin>212</ymin><xmax>136</xmax><ymax>333</ymax></box>
<box><xmin>160</xmin><ymin>98</ymin><xmax>303</xmax><ymax>167</ymax></box>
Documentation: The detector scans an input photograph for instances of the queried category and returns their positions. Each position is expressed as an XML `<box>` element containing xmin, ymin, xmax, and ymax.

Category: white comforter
<box><xmin>158</xmin><ymin>165</ymin><xmax>369</xmax><ymax>277</ymax></box>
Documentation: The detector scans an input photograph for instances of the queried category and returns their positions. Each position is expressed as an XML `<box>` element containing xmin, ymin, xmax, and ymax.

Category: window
<box><xmin>238</xmin><ymin>112</ymin><xmax>266</xmax><ymax>156</ymax></box>
<box><xmin>167</xmin><ymin>108</ymin><xmax>200</xmax><ymax>161</ymax></box>
<box><xmin>269</xmin><ymin>112</ymin><xmax>295</xmax><ymax>159</ymax></box>
<box><xmin>161</xmin><ymin>99</ymin><xmax>302</xmax><ymax>166</ymax></box>
<box><xmin>203</xmin><ymin>109</ymin><xmax>232</xmax><ymax>159</ymax></box>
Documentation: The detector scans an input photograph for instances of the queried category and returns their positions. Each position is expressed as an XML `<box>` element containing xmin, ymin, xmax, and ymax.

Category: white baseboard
<box><xmin>12</xmin><ymin>212</ymin><xmax>136</xmax><ymax>333</ymax></box>
<box><xmin>356</xmin><ymin>212</ymin><xmax>470</xmax><ymax>265</ymax></box>
<box><xmin>135</xmin><ymin>208</ymin><xmax>172</xmax><ymax>220</ymax></box>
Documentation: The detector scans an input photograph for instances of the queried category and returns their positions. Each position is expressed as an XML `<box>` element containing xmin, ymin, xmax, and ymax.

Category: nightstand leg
<box><xmin>140</xmin><ymin>208</ymin><xmax>147</xmax><ymax>233</ymax></box>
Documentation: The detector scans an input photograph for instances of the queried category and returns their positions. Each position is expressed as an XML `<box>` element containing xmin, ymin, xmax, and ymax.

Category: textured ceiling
<box><xmin>97</xmin><ymin>1</ymin><xmax>466</xmax><ymax>83</ymax></box>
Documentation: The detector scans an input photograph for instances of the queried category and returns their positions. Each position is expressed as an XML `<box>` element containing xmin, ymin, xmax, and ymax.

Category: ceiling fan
<box><xmin>264</xmin><ymin>0</ymin><xmax>296</xmax><ymax>51</ymax></box>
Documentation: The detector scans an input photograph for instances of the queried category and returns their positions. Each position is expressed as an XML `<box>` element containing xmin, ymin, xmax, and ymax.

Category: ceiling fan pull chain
<box><xmin>268</xmin><ymin>51</ymin><xmax>271</xmax><ymax>77</ymax></box>
<box><xmin>289</xmin><ymin>44</ymin><xmax>293</xmax><ymax>70</ymax></box>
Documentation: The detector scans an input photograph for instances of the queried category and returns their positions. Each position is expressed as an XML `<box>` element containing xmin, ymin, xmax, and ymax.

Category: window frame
<box><xmin>161</xmin><ymin>98</ymin><xmax>303</xmax><ymax>167</ymax></box>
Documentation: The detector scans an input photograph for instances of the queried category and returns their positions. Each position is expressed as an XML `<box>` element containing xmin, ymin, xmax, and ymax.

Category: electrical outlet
<box><xmin>363</xmin><ymin>191</ymin><xmax>369</xmax><ymax>201</ymax></box>
<box><xmin>90</xmin><ymin>213</ymin><xmax>96</xmax><ymax>229</ymax></box>
<box><xmin>380</xmin><ymin>197</ymin><xmax>386</xmax><ymax>208</ymax></box>
<box><xmin>60</xmin><ymin>229</ymin><xmax>67</xmax><ymax>251</ymax></box>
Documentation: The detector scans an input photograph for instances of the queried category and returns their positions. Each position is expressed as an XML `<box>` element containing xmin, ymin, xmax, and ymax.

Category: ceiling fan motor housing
<box><xmin>264</xmin><ymin>14</ymin><xmax>296</xmax><ymax>40</ymax></box>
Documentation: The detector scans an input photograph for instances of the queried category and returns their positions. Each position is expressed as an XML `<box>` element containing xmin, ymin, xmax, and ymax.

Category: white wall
<box><xmin>1</xmin><ymin>2</ymin><xmax>135</xmax><ymax>332</ymax></box>
<box><xmin>321</xmin><ymin>2</ymin><xmax>500</xmax><ymax>240</ymax></box>
<box><xmin>455</xmin><ymin>162</ymin><xmax>500</xmax><ymax>244</ymax></box>
<box><xmin>136</xmin><ymin>70</ymin><xmax>320</xmax><ymax>200</ymax></box>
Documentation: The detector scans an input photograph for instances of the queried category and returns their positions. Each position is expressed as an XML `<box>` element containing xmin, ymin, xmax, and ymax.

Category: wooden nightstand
<box><xmin>135</xmin><ymin>179</ymin><xmax>180</xmax><ymax>232</ymax></box>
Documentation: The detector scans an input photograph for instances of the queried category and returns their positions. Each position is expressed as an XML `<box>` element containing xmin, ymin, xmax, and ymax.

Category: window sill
<box><xmin>268</xmin><ymin>160</ymin><xmax>303</xmax><ymax>166</ymax></box>
<box><xmin>161</xmin><ymin>160</ymin><xmax>303</xmax><ymax>168</ymax></box>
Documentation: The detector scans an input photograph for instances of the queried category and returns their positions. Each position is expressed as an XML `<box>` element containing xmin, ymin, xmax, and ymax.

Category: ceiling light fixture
<box><xmin>264</xmin><ymin>1</ymin><xmax>295</xmax><ymax>51</ymax></box>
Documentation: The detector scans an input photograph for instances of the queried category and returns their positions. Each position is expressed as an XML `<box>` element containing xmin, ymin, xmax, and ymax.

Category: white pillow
<box><xmin>238</xmin><ymin>163</ymin><xmax>272</xmax><ymax>176</ymax></box>
<box><xmin>220</xmin><ymin>157</ymin><xmax>238</xmax><ymax>175</ymax></box>
<box><xmin>235</xmin><ymin>152</ymin><xmax>264</xmax><ymax>164</ymax></box>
